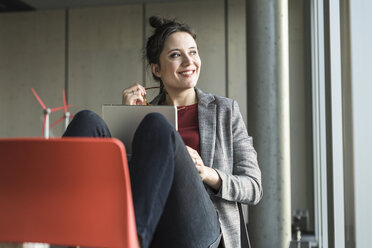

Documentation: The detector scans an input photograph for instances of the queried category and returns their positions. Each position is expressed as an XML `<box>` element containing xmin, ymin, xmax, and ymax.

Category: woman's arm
<box><xmin>213</xmin><ymin>100</ymin><xmax>263</xmax><ymax>205</ymax></box>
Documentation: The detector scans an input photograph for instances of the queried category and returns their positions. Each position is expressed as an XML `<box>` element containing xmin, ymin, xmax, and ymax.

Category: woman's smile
<box><xmin>178</xmin><ymin>69</ymin><xmax>196</xmax><ymax>77</ymax></box>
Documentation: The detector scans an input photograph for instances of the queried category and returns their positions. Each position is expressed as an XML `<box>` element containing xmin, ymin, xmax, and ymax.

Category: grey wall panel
<box><xmin>228</xmin><ymin>0</ymin><xmax>247</xmax><ymax>123</ymax></box>
<box><xmin>144</xmin><ymin>0</ymin><xmax>226</xmax><ymax>98</ymax></box>
<box><xmin>0</xmin><ymin>10</ymin><xmax>66</xmax><ymax>137</ymax></box>
<box><xmin>68</xmin><ymin>5</ymin><xmax>143</xmax><ymax>116</ymax></box>
<box><xmin>288</xmin><ymin>0</ymin><xmax>314</xmax><ymax>232</ymax></box>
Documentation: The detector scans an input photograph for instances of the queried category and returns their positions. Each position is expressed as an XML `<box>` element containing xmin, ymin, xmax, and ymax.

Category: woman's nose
<box><xmin>182</xmin><ymin>54</ymin><xmax>193</xmax><ymax>66</ymax></box>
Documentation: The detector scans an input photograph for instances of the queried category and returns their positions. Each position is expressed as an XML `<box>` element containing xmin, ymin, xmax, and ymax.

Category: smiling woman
<box><xmin>150</xmin><ymin>31</ymin><xmax>201</xmax><ymax>103</ymax></box>
<box><xmin>64</xmin><ymin>16</ymin><xmax>262</xmax><ymax>248</ymax></box>
<box><xmin>122</xmin><ymin>16</ymin><xmax>262</xmax><ymax>248</ymax></box>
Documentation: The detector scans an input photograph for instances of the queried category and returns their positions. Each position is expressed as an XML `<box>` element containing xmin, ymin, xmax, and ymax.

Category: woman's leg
<box><xmin>130</xmin><ymin>113</ymin><xmax>221</xmax><ymax>248</ymax></box>
<box><xmin>62</xmin><ymin>110</ymin><xmax>111</xmax><ymax>137</ymax></box>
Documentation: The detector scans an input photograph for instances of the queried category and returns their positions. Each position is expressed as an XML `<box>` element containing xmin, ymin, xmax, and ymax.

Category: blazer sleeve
<box><xmin>213</xmin><ymin>100</ymin><xmax>263</xmax><ymax>205</ymax></box>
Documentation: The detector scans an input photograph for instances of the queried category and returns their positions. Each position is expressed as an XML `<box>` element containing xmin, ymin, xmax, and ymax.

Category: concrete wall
<box><xmin>0</xmin><ymin>10</ymin><xmax>66</xmax><ymax>137</ymax></box>
<box><xmin>68</xmin><ymin>5</ymin><xmax>143</xmax><ymax>115</ymax></box>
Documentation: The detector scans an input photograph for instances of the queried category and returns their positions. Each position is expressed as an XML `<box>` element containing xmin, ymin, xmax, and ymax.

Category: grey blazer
<box><xmin>152</xmin><ymin>88</ymin><xmax>263</xmax><ymax>248</ymax></box>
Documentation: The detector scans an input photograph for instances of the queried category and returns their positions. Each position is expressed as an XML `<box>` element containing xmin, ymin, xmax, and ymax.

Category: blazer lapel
<box><xmin>196</xmin><ymin>88</ymin><xmax>216</xmax><ymax>168</ymax></box>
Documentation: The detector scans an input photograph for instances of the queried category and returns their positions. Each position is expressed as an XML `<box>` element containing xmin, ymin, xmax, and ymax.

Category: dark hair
<box><xmin>146</xmin><ymin>16</ymin><xmax>196</xmax><ymax>93</ymax></box>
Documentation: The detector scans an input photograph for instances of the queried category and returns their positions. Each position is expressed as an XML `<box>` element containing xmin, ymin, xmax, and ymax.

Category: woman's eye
<box><xmin>190</xmin><ymin>50</ymin><xmax>197</xmax><ymax>55</ymax></box>
<box><xmin>170</xmin><ymin>53</ymin><xmax>180</xmax><ymax>58</ymax></box>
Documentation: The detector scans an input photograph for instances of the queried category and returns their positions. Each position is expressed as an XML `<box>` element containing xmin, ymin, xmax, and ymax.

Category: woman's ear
<box><xmin>150</xmin><ymin>64</ymin><xmax>161</xmax><ymax>78</ymax></box>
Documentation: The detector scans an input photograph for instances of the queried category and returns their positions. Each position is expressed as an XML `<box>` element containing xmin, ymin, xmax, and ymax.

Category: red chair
<box><xmin>0</xmin><ymin>138</ymin><xmax>138</xmax><ymax>248</ymax></box>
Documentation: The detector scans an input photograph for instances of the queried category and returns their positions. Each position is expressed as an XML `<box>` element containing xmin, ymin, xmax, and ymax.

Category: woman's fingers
<box><xmin>122</xmin><ymin>90</ymin><xmax>145</xmax><ymax>105</ymax></box>
<box><xmin>122</xmin><ymin>84</ymin><xmax>146</xmax><ymax>98</ymax></box>
<box><xmin>122</xmin><ymin>84</ymin><xmax>147</xmax><ymax>105</ymax></box>
<box><xmin>125</xmin><ymin>83</ymin><xmax>146</xmax><ymax>95</ymax></box>
<box><xmin>186</xmin><ymin>146</ymin><xmax>204</xmax><ymax>166</ymax></box>
<box><xmin>186</xmin><ymin>146</ymin><xmax>220</xmax><ymax>189</ymax></box>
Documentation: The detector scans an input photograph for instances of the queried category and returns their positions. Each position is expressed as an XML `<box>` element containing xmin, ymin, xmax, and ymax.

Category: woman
<box><xmin>64</xmin><ymin>16</ymin><xmax>262</xmax><ymax>248</ymax></box>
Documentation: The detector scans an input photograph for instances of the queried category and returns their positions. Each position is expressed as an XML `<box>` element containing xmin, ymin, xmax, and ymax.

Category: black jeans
<box><xmin>63</xmin><ymin>110</ymin><xmax>221</xmax><ymax>248</ymax></box>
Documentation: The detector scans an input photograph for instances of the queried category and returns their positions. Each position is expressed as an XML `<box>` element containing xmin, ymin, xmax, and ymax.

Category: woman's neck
<box><xmin>165</xmin><ymin>88</ymin><xmax>197</xmax><ymax>106</ymax></box>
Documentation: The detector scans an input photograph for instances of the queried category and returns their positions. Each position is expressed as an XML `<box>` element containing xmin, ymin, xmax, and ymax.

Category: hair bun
<box><xmin>149</xmin><ymin>16</ymin><xmax>169</xmax><ymax>28</ymax></box>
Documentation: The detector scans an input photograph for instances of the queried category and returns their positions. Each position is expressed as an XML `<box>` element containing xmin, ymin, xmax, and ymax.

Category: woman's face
<box><xmin>151</xmin><ymin>32</ymin><xmax>201</xmax><ymax>92</ymax></box>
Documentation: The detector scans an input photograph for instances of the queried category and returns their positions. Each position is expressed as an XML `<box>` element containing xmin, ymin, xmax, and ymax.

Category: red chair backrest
<box><xmin>0</xmin><ymin>138</ymin><xmax>137</xmax><ymax>248</ymax></box>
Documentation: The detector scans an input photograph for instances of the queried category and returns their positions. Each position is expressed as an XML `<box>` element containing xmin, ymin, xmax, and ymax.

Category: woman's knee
<box><xmin>133</xmin><ymin>112</ymin><xmax>177</xmax><ymax>149</ymax></box>
<box><xmin>72</xmin><ymin>110</ymin><xmax>108</xmax><ymax>128</ymax></box>
<box><xmin>73</xmin><ymin>110</ymin><xmax>101</xmax><ymax>122</ymax></box>
<box><xmin>63</xmin><ymin>110</ymin><xmax>110</xmax><ymax>137</ymax></box>
<box><xmin>140</xmin><ymin>112</ymin><xmax>175</xmax><ymax>132</ymax></box>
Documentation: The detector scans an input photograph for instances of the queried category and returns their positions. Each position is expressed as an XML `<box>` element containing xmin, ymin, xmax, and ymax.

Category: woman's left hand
<box><xmin>186</xmin><ymin>146</ymin><xmax>222</xmax><ymax>191</ymax></box>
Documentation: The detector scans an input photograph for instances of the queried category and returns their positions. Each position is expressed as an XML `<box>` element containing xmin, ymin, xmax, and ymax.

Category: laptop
<box><xmin>102</xmin><ymin>104</ymin><xmax>178</xmax><ymax>159</ymax></box>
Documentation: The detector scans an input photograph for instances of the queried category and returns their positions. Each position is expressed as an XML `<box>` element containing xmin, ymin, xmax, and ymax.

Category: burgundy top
<box><xmin>177</xmin><ymin>103</ymin><xmax>200</xmax><ymax>154</ymax></box>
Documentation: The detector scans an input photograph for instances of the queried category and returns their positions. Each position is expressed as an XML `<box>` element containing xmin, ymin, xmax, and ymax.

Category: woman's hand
<box><xmin>186</xmin><ymin>146</ymin><xmax>222</xmax><ymax>191</ymax></box>
<box><xmin>122</xmin><ymin>84</ymin><xmax>147</xmax><ymax>105</ymax></box>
